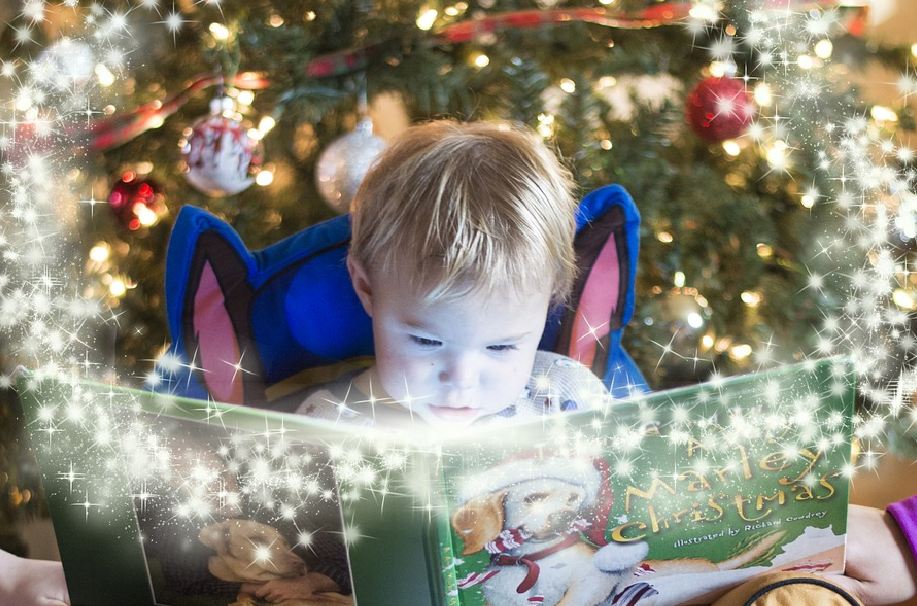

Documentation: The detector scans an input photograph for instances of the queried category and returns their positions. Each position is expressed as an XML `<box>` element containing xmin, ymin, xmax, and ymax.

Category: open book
<box><xmin>17</xmin><ymin>356</ymin><xmax>853</xmax><ymax>606</ymax></box>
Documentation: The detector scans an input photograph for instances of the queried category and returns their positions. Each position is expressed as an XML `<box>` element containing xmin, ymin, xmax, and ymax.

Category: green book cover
<box><xmin>15</xmin><ymin>356</ymin><xmax>853</xmax><ymax>606</ymax></box>
<box><xmin>437</xmin><ymin>357</ymin><xmax>854</xmax><ymax>605</ymax></box>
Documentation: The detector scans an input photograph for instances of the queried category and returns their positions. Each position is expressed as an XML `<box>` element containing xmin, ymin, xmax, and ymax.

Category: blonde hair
<box><xmin>349</xmin><ymin>120</ymin><xmax>579</xmax><ymax>305</ymax></box>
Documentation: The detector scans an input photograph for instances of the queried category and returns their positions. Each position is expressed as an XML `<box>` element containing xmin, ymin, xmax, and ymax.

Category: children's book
<box><xmin>16</xmin><ymin>356</ymin><xmax>854</xmax><ymax>606</ymax></box>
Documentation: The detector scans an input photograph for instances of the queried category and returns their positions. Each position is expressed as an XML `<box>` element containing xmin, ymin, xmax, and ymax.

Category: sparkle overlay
<box><xmin>0</xmin><ymin>0</ymin><xmax>915</xmax><ymax>569</ymax></box>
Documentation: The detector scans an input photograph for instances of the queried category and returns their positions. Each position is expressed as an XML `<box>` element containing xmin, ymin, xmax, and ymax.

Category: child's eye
<box><xmin>487</xmin><ymin>344</ymin><xmax>518</xmax><ymax>352</ymax></box>
<box><xmin>410</xmin><ymin>335</ymin><xmax>442</xmax><ymax>347</ymax></box>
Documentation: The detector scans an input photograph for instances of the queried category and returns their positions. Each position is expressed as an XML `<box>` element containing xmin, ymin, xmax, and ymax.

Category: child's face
<box><xmin>350</xmin><ymin>259</ymin><xmax>551</xmax><ymax>427</ymax></box>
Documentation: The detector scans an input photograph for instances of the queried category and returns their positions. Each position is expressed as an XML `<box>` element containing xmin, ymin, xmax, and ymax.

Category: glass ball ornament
<box><xmin>107</xmin><ymin>171</ymin><xmax>167</xmax><ymax>231</ymax></box>
<box><xmin>179</xmin><ymin>99</ymin><xmax>264</xmax><ymax>197</ymax></box>
<box><xmin>685</xmin><ymin>76</ymin><xmax>756</xmax><ymax>143</ymax></box>
<box><xmin>315</xmin><ymin>117</ymin><xmax>386</xmax><ymax>213</ymax></box>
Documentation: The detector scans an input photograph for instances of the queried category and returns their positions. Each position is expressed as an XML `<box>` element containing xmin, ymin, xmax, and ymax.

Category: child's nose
<box><xmin>439</xmin><ymin>354</ymin><xmax>479</xmax><ymax>390</ymax></box>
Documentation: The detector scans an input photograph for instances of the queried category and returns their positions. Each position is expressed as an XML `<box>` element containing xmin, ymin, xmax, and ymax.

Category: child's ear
<box><xmin>347</xmin><ymin>256</ymin><xmax>373</xmax><ymax>317</ymax></box>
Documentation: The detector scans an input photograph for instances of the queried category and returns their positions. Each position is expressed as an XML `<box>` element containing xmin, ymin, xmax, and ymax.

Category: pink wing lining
<box><xmin>569</xmin><ymin>233</ymin><xmax>619</xmax><ymax>367</ymax></box>
<box><xmin>193</xmin><ymin>260</ymin><xmax>244</xmax><ymax>403</ymax></box>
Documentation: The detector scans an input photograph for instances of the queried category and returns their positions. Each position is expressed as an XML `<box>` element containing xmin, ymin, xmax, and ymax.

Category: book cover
<box><xmin>438</xmin><ymin>357</ymin><xmax>854</xmax><ymax>605</ymax></box>
<box><xmin>16</xmin><ymin>356</ymin><xmax>853</xmax><ymax>606</ymax></box>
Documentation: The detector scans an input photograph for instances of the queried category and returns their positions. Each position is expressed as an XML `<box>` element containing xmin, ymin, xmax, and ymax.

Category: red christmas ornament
<box><xmin>685</xmin><ymin>77</ymin><xmax>756</xmax><ymax>143</ymax></box>
<box><xmin>179</xmin><ymin>99</ymin><xmax>264</xmax><ymax>197</ymax></box>
<box><xmin>107</xmin><ymin>172</ymin><xmax>166</xmax><ymax>230</ymax></box>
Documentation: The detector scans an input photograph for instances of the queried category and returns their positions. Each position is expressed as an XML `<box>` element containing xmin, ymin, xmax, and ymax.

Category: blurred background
<box><xmin>1</xmin><ymin>0</ymin><xmax>917</xmax><ymax>561</ymax></box>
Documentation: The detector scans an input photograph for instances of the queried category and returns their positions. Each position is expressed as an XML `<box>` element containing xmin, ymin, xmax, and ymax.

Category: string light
<box><xmin>688</xmin><ymin>3</ymin><xmax>718</xmax><ymax>22</ymax></box>
<box><xmin>109</xmin><ymin>277</ymin><xmax>127</xmax><ymax>298</ymax></box>
<box><xmin>255</xmin><ymin>169</ymin><xmax>274</xmax><ymax>187</ymax></box>
<box><xmin>722</xmin><ymin>140</ymin><xmax>741</xmax><ymax>156</ymax></box>
<box><xmin>95</xmin><ymin>64</ymin><xmax>115</xmax><ymax>87</ymax></box>
<box><xmin>870</xmin><ymin>105</ymin><xmax>898</xmax><ymax>123</ymax></box>
<box><xmin>416</xmin><ymin>8</ymin><xmax>438</xmax><ymax>31</ymax></box>
<box><xmin>536</xmin><ymin>113</ymin><xmax>554</xmax><ymax>139</ymax></box>
<box><xmin>766</xmin><ymin>140</ymin><xmax>789</xmax><ymax>171</ymax></box>
<box><xmin>893</xmin><ymin>289</ymin><xmax>916</xmax><ymax>310</ymax></box>
<box><xmin>598</xmin><ymin>76</ymin><xmax>617</xmax><ymax>88</ymax></box>
<box><xmin>559</xmin><ymin>78</ymin><xmax>576</xmax><ymax>93</ymax></box>
<box><xmin>729</xmin><ymin>344</ymin><xmax>752</xmax><ymax>360</ymax></box>
<box><xmin>135</xmin><ymin>204</ymin><xmax>159</xmax><ymax>227</ymax></box>
<box><xmin>15</xmin><ymin>89</ymin><xmax>33</xmax><ymax>112</ymax></box>
<box><xmin>237</xmin><ymin>90</ymin><xmax>255</xmax><ymax>106</ymax></box>
<box><xmin>472</xmin><ymin>53</ymin><xmax>489</xmax><ymax>68</ymax></box>
<box><xmin>754</xmin><ymin>83</ymin><xmax>773</xmax><ymax>106</ymax></box>
<box><xmin>258</xmin><ymin>115</ymin><xmax>276</xmax><ymax>133</ymax></box>
<box><xmin>89</xmin><ymin>242</ymin><xmax>111</xmax><ymax>263</ymax></box>
<box><xmin>796</xmin><ymin>54</ymin><xmax>815</xmax><ymax>70</ymax></box>
<box><xmin>208</xmin><ymin>22</ymin><xmax>230</xmax><ymax>41</ymax></box>
<box><xmin>814</xmin><ymin>39</ymin><xmax>833</xmax><ymax>59</ymax></box>
<box><xmin>741</xmin><ymin>291</ymin><xmax>762</xmax><ymax>307</ymax></box>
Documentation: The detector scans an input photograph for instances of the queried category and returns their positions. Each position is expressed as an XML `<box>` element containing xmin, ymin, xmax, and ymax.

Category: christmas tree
<box><xmin>2</xmin><ymin>0</ymin><xmax>917</xmax><ymax>549</ymax></box>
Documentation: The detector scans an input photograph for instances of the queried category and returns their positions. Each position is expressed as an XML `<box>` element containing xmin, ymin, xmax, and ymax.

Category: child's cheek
<box><xmin>382</xmin><ymin>353</ymin><xmax>435</xmax><ymax>398</ymax></box>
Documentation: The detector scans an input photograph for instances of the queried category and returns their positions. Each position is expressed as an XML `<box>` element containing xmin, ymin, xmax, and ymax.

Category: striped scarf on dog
<box><xmin>455</xmin><ymin>520</ymin><xmax>657</xmax><ymax>605</ymax></box>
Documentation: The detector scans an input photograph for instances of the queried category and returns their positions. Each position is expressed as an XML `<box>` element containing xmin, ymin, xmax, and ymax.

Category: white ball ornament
<box><xmin>315</xmin><ymin>117</ymin><xmax>386</xmax><ymax>213</ymax></box>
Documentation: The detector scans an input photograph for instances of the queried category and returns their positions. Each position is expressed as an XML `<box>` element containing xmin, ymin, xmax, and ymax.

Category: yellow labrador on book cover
<box><xmin>451</xmin><ymin>456</ymin><xmax>786</xmax><ymax>606</ymax></box>
<box><xmin>199</xmin><ymin>519</ymin><xmax>352</xmax><ymax>606</ymax></box>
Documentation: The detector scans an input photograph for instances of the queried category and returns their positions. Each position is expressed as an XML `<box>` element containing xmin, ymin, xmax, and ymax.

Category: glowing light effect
<box><xmin>0</xmin><ymin>0</ymin><xmax>907</xmax><ymax>546</ymax></box>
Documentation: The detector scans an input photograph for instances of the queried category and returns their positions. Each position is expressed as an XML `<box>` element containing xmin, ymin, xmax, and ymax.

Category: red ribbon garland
<box><xmin>81</xmin><ymin>0</ymin><xmax>850</xmax><ymax>152</ymax></box>
<box><xmin>86</xmin><ymin>72</ymin><xmax>270</xmax><ymax>151</ymax></box>
<box><xmin>305</xmin><ymin>4</ymin><xmax>693</xmax><ymax>78</ymax></box>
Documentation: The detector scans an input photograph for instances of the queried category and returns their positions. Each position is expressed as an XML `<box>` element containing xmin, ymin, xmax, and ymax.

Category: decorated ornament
<box><xmin>179</xmin><ymin>98</ymin><xmax>264</xmax><ymax>197</ymax></box>
<box><xmin>107</xmin><ymin>171</ymin><xmax>167</xmax><ymax>230</ymax></box>
<box><xmin>315</xmin><ymin>116</ymin><xmax>386</xmax><ymax>213</ymax></box>
<box><xmin>590</xmin><ymin>73</ymin><xmax>683</xmax><ymax>122</ymax></box>
<box><xmin>684</xmin><ymin>76</ymin><xmax>756</xmax><ymax>143</ymax></box>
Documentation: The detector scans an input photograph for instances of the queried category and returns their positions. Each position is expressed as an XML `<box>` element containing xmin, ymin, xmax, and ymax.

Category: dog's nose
<box><xmin>547</xmin><ymin>509</ymin><xmax>577</xmax><ymax>530</ymax></box>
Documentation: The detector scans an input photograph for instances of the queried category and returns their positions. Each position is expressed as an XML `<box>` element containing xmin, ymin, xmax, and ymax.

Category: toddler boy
<box><xmin>296</xmin><ymin>120</ymin><xmax>607</xmax><ymax>427</ymax></box>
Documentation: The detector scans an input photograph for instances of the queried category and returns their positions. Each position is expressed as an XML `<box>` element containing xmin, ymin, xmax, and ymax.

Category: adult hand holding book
<box><xmin>0</xmin><ymin>550</ymin><xmax>69</xmax><ymax>606</ymax></box>
<box><xmin>830</xmin><ymin>504</ymin><xmax>917</xmax><ymax>606</ymax></box>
